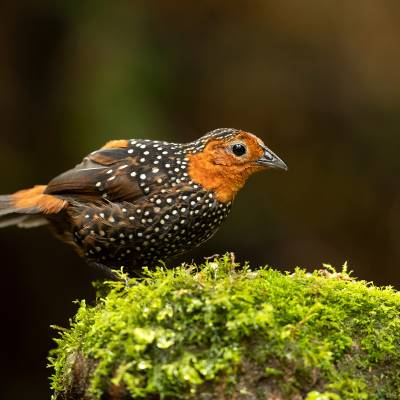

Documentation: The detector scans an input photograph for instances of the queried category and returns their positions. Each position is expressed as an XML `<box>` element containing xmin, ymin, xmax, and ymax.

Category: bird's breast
<box><xmin>68</xmin><ymin>187</ymin><xmax>232</xmax><ymax>272</ymax></box>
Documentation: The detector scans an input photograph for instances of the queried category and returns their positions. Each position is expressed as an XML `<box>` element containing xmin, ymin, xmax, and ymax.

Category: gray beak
<box><xmin>256</xmin><ymin>145</ymin><xmax>288</xmax><ymax>170</ymax></box>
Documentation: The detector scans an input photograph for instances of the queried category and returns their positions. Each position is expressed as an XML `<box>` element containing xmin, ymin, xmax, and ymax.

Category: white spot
<box><xmin>181</xmin><ymin>208</ymin><xmax>186</xmax><ymax>213</ymax></box>
<box><xmin>118</xmin><ymin>164</ymin><xmax>129</xmax><ymax>169</ymax></box>
<box><xmin>95</xmin><ymin>181</ymin><xmax>101</xmax><ymax>187</ymax></box>
<box><xmin>140</xmin><ymin>145</ymin><xmax>146</xmax><ymax>149</ymax></box>
<box><xmin>128</xmin><ymin>149</ymin><xmax>134</xmax><ymax>154</ymax></box>
<box><xmin>140</xmin><ymin>174</ymin><xmax>146</xmax><ymax>180</ymax></box>
<box><xmin>154</xmin><ymin>207</ymin><xmax>161</xmax><ymax>213</ymax></box>
<box><xmin>108</xmin><ymin>216</ymin><xmax>115</xmax><ymax>223</ymax></box>
<box><xmin>137</xmin><ymin>232</ymin><xmax>143</xmax><ymax>237</ymax></box>
<box><xmin>152</xmin><ymin>167</ymin><xmax>159</xmax><ymax>173</ymax></box>
<box><xmin>129</xmin><ymin>216</ymin><xmax>135</xmax><ymax>221</ymax></box>
<box><xmin>108</xmin><ymin>176</ymin><xmax>116</xmax><ymax>181</ymax></box>
<box><xmin>106</xmin><ymin>169</ymin><xmax>113</xmax><ymax>174</ymax></box>
<box><xmin>157</xmin><ymin>178</ymin><xmax>163</xmax><ymax>183</ymax></box>
<box><xmin>156</xmin><ymin>199</ymin><xmax>162</xmax><ymax>205</ymax></box>
<box><xmin>130</xmin><ymin>171</ymin><xmax>137</xmax><ymax>177</ymax></box>
<box><xmin>166</xmin><ymin>198</ymin><xmax>172</xmax><ymax>204</ymax></box>
<box><xmin>165</xmin><ymin>163</ymin><xmax>170</xmax><ymax>168</ymax></box>
<box><xmin>99</xmin><ymin>213</ymin><xmax>105</xmax><ymax>218</ymax></box>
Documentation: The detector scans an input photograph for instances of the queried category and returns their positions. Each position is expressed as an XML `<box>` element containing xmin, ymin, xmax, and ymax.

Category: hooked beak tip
<box><xmin>275</xmin><ymin>158</ymin><xmax>288</xmax><ymax>171</ymax></box>
<box><xmin>257</xmin><ymin>145</ymin><xmax>288</xmax><ymax>171</ymax></box>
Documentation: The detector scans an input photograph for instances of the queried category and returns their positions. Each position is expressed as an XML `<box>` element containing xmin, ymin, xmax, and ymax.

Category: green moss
<box><xmin>49</xmin><ymin>255</ymin><xmax>400</xmax><ymax>399</ymax></box>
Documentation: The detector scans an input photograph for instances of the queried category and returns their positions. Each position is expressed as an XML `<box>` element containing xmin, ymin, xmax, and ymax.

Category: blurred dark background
<box><xmin>1</xmin><ymin>1</ymin><xmax>399</xmax><ymax>398</ymax></box>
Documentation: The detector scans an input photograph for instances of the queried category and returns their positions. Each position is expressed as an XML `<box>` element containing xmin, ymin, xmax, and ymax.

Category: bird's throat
<box><xmin>188</xmin><ymin>152</ymin><xmax>250</xmax><ymax>203</ymax></box>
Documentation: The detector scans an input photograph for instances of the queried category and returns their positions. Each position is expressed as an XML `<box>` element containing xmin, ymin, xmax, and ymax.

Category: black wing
<box><xmin>45</xmin><ymin>141</ymin><xmax>168</xmax><ymax>203</ymax></box>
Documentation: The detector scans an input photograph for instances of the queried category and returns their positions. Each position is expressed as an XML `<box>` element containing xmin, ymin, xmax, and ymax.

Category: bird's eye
<box><xmin>231</xmin><ymin>143</ymin><xmax>247</xmax><ymax>157</ymax></box>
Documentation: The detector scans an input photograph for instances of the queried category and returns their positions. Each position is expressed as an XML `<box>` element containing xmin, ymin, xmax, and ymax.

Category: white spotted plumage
<box><xmin>68</xmin><ymin>128</ymin><xmax>241</xmax><ymax>273</ymax></box>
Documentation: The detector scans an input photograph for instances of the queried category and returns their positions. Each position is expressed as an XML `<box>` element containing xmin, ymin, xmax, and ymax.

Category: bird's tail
<box><xmin>0</xmin><ymin>185</ymin><xmax>67</xmax><ymax>228</ymax></box>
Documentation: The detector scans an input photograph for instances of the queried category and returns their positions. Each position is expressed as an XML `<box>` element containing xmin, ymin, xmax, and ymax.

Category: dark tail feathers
<box><xmin>0</xmin><ymin>186</ymin><xmax>67</xmax><ymax>229</ymax></box>
<box><xmin>0</xmin><ymin>194</ymin><xmax>47</xmax><ymax>228</ymax></box>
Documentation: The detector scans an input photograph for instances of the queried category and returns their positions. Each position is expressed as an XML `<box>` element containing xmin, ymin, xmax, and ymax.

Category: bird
<box><xmin>0</xmin><ymin>128</ymin><xmax>287</xmax><ymax>276</ymax></box>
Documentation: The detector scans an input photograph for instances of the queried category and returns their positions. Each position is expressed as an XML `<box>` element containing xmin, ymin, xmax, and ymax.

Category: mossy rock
<box><xmin>49</xmin><ymin>255</ymin><xmax>400</xmax><ymax>399</ymax></box>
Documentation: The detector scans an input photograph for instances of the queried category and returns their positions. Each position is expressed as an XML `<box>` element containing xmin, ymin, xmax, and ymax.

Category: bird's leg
<box><xmin>87</xmin><ymin>260</ymin><xmax>133</xmax><ymax>288</ymax></box>
<box><xmin>86</xmin><ymin>260</ymin><xmax>120</xmax><ymax>281</ymax></box>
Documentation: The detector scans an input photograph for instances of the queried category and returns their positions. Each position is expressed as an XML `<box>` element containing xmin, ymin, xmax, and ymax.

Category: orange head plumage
<box><xmin>188</xmin><ymin>129</ymin><xmax>287</xmax><ymax>203</ymax></box>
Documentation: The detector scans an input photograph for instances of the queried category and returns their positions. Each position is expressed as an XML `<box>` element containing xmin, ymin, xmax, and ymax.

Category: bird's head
<box><xmin>188</xmin><ymin>128</ymin><xmax>287</xmax><ymax>203</ymax></box>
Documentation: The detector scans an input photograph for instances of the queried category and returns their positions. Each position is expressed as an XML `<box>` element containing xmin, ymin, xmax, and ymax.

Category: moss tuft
<box><xmin>49</xmin><ymin>255</ymin><xmax>400</xmax><ymax>399</ymax></box>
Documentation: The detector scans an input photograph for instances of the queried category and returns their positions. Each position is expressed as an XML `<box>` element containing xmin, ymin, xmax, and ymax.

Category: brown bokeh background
<box><xmin>1</xmin><ymin>1</ymin><xmax>399</xmax><ymax>398</ymax></box>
